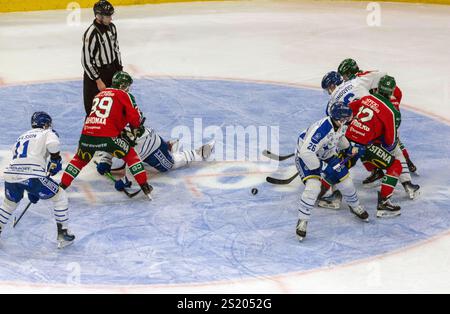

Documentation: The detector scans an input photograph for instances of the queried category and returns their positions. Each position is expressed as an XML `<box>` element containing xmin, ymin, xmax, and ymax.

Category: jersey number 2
<box><xmin>13</xmin><ymin>140</ymin><xmax>29</xmax><ymax>159</ymax></box>
<box><xmin>91</xmin><ymin>97</ymin><xmax>113</xmax><ymax>119</ymax></box>
<box><xmin>357</xmin><ymin>107</ymin><xmax>374</xmax><ymax>122</ymax></box>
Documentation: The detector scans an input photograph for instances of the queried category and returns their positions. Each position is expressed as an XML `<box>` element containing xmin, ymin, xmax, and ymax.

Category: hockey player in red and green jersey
<box><xmin>60</xmin><ymin>71</ymin><xmax>152</xmax><ymax>198</ymax></box>
<box><xmin>345</xmin><ymin>75</ymin><xmax>404</xmax><ymax>217</ymax></box>
<box><xmin>338</xmin><ymin>58</ymin><xmax>418</xmax><ymax>177</ymax></box>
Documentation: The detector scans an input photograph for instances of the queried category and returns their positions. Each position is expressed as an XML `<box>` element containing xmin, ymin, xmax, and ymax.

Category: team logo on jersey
<box><xmin>312</xmin><ymin>132</ymin><xmax>322</xmax><ymax>144</ymax></box>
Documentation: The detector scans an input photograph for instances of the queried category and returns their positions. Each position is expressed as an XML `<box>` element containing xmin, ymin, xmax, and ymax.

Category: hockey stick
<box><xmin>13</xmin><ymin>170</ymin><xmax>53</xmax><ymax>228</ymax></box>
<box><xmin>104</xmin><ymin>171</ymin><xmax>141</xmax><ymax>198</ymax></box>
<box><xmin>266</xmin><ymin>171</ymin><xmax>299</xmax><ymax>185</ymax></box>
<box><xmin>265</xmin><ymin>154</ymin><xmax>356</xmax><ymax>185</ymax></box>
<box><xmin>13</xmin><ymin>202</ymin><xmax>32</xmax><ymax>228</ymax></box>
<box><xmin>262</xmin><ymin>150</ymin><xmax>295</xmax><ymax>161</ymax></box>
<box><xmin>94</xmin><ymin>162</ymin><xmax>141</xmax><ymax>198</ymax></box>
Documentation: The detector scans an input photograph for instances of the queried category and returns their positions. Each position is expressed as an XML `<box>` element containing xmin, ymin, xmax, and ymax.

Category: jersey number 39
<box><xmin>91</xmin><ymin>96</ymin><xmax>113</xmax><ymax>119</ymax></box>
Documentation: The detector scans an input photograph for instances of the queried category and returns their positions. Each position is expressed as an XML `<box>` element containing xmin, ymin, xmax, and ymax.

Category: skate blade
<box><xmin>408</xmin><ymin>189</ymin><xmax>421</xmax><ymax>200</ymax></box>
<box><xmin>376</xmin><ymin>210</ymin><xmax>401</xmax><ymax>218</ymax></box>
<box><xmin>296</xmin><ymin>235</ymin><xmax>305</xmax><ymax>242</ymax></box>
<box><xmin>317</xmin><ymin>200</ymin><xmax>341</xmax><ymax>210</ymax></box>
<box><xmin>58</xmin><ymin>240</ymin><xmax>74</xmax><ymax>249</ymax></box>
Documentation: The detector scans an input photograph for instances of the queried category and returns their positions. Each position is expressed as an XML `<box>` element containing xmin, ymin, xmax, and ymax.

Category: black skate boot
<box><xmin>296</xmin><ymin>219</ymin><xmax>308</xmax><ymax>242</ymax></box>
<box><xmin>57</xmin><ymin>223</ymin><xmax>75</xmax><ymax>249</ymax></box>
<box><xmin>402</xmin><ymin>181</ymin><xmax>420</xmax><ymax>200</ymax></box>
<box><xmin>140</xmin><ymin>182</ymin><xmax>154</xmax><ymax>201</ymax></box>
<box><xmin>349</xmin><ymin>205</ymin><xmax>369</xmax><ymax>222</ymax></box>
<box><xmin>318</xmin><ymin>190</ymin><xmax>342</xmax><ymax>210</ymax></box>
<box><xmin>363</xmin><ymin>168</ymin><xmax>384</xmax><ymax>186</ymax></box>
<box><xmin>376</xmin><ymin>192</ymin><xmax>401</xmax><ymax>218</ymax></box>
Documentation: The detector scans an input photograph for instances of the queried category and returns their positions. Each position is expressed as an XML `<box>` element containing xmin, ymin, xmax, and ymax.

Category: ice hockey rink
<box><xmin>0</xmin><ymin>0</ymin><xmax>449</xmax><ymax>293</ymax></box>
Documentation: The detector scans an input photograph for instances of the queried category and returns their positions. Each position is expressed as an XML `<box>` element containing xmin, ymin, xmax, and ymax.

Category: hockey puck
<box><xmin>251</xmin><ymin>188</ymin><xmax>258</xmax><ymax>195</ymax></box>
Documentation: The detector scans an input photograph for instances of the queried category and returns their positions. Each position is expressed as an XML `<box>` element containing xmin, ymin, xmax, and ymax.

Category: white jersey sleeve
<box><xmin>355</xmin><ymin>70</ymin><xmax>387</xmax><ymax>91</ymax></box>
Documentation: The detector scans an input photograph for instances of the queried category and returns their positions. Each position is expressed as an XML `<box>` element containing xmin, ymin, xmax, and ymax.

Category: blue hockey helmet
<box><xmin>321</xmin><ymin>71</ymin><xmax>343</xmax><ymax>90</ymax></box>
<box><xmin>329</xmin><ymin>101</ymin><xmax>353</xmax><ymax>123</ymax></box>
<box><xmin>31</xmin><ymin>111</ymin><xmax>52</xmax><ymax>129</ymax></box>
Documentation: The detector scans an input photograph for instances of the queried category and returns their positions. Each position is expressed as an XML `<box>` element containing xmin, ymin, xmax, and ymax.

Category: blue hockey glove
<box><xmin>115</xmin><ymin>177</ymin><xmax>132</xmax><ymax>192</ymax></box>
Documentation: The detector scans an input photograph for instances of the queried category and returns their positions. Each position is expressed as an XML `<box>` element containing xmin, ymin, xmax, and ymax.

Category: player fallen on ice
<box><xmin>95</xmin><ymin>126</ymin><xmax>215</xmax><ymax>193</ymax></box>
<box><xmin>0</xmin><ymin>112</ymin><xmax>75</xmax><ymax>248</ymax></box>
<box><xmin>320</xmin><ymin>68</ymin><xmax>419</xmax><ymax>204</ymax></box>
<box><xmin>60</xmin><ymin>71</ymin><xmax>153</xmax><ymax>199</ymax></box>
<box><xmin>337</xmin><ymin>58</ymin><xmax>419</xmax><ymax>178</ymax></box>
<box><xmin>344</xmin><ymin>75</ymin><xmax>406</xmax><ymax>218</ymax></box>
<box><xmin>295</xmin><ymin>101</ymin><xmax>369</xmax><ymax>242</ymax></box>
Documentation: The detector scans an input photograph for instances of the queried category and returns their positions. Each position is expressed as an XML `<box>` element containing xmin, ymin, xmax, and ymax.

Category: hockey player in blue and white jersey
<box><xmin>321</xmin><ymin>70</ymin><xmax>420</xmax><ymax>202</ymax></box>
<box><xmin>96</xmin><ymin>126</ymin><xmax>215</xmax><ymax>192</ymax></box>
<box><xmin>295</xmin><ymin>102</ymin><xmax>369</xmax><ymax>241</ymax></box>
<box><xmin>0</xmin><ymin>112</ymin><xmax>75</xmax><ymax>248</ymax></box>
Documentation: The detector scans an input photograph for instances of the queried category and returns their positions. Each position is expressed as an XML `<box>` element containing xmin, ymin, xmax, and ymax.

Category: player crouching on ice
<box><xmin>95</xmin><ymin>126</ymin><xmax>215</xmax><ymax>193</ymax></box>
<box><xmin>0</xmin><ymin>112</ymin><xmax>75</xmax><ymax>248</ymax></box>
<box><xmin>295</xmin><ymin>102</ymin><xmax>369</xmax><ymax>242</ymax></box>
<box><xmin>60</xmin><ymin>71</ymin><xmax>153</xmax><ymax>199</ymax></box>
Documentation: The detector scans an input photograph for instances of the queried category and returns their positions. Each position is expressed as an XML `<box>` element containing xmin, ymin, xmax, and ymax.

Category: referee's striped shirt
<box><xmin>82</xmin><ymin>21</ymin><xmax>122</xmax><ymax>80</ymax></box>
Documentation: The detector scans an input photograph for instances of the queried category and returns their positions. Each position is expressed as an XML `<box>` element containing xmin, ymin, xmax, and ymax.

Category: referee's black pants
<box><xmin>83</xmin><ymin>63</ymin><xmax>122</xmax><ymax>115</ymax></box>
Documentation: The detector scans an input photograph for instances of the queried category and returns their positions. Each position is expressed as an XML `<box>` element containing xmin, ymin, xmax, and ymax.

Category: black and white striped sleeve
<box><xmin>81</xmin><ymin>25</ymin><xmax>100</xmax><ymax>80</ymax></box>
<box><xmin>111</xmin><ymin>23</ymin><xmax>122</xmax><ymax>68</ymax></box>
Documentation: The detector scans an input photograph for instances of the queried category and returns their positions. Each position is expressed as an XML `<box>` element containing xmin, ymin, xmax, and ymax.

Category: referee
<box><xmin>82</xmin><ymin>0</ymin><xmax>123</xmax><ymax>115</ymax></box>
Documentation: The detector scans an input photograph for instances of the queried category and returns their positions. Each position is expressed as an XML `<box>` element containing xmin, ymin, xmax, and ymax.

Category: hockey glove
<box><xmin>28</xmin><ymin>193</ymin><xmax>39</xmax><ymax>204</ymax></box>
<box><xmin>115</xmin><ymin>177</ymin><xmax>132</xmax><ymax>192</ymax></box>
<box><xmin>97</xmin><ymin>161</ymin><xmax>112</xmax><ymax>176</ymax></box>
<box><xmin>47</xmin><ymin>153</ymin><xmax>62</xmax><ymax>176</ymax></box>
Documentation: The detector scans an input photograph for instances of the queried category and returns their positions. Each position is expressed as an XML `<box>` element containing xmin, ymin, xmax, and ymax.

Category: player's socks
<box><xmin>380</xmin><ymin>159</ymin><xmax>401</xmax><ymax>199</ymax></box>
<box><xmin>60</xmin><ymin>155</ymin><xmax>89</xmax><ymax>189</ymax></box>
<box><xmin>0</xmin><ymin>199</ymin><xmax>18</xmax><ymax>232</ymax></box>
<box><xmin>122</xmin><ymin>148</ymin><xmax>148</xmax><ymax>187</ymax></box>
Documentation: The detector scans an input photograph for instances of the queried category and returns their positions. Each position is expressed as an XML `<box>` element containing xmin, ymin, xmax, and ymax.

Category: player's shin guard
<box><xmin>380</xmin><ymin>159</ymin><xmax>402</xmax><ymax>199</ymax></box>
<box><xmin>335</xmin><ymin>178</ymin><xmax>369</xmax><ymax>221</ymax></box>
<box><xmin>297</xmin><ymin>179</ymin><xmax>321</xmax><ymax>221</ymax></box>
<box><xmin>335</xmin><ymin>178</ymin><xmax>359</xmax><ymax>208</ymax></box>
<box><xmin>123</xmin><ymin>148</ymin><xmax>148</xmax><ymax>186</ymax></box>
<box><xmin>0</xmin><ymin>198</ymin><xmax>18</xmax><ymax>233</ymax></box>
<box><xmin>60</xmin><ymin>155</ymin><xmax>89</xmax><ymax>189</ymax></box>
<box><xmin>393</xmin><ymin>145</ymin><xmax>412</xmax><ymax>183</ymax></box>
<box><xmin>51</xmin><ymin>188</ymin><xmax>69</xmax><ymax>229</ymax></box>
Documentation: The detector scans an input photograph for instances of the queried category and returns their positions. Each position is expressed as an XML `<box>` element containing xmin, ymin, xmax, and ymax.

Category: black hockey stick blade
<box><xmin>123</xmin><ymin>187</ymin><xmax>141</xmax><ymax>198</ymax></box>
<box><xmin>266</xmin><ymin>172</ymin><xmax>299</xmax><ymax>185</ymax></box>
<box><xmin>262</xmin><ymin>150</ymin><xmax>295</xmax><ymax>161</ymax></box>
